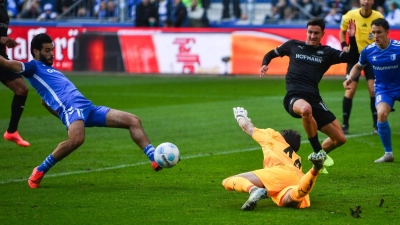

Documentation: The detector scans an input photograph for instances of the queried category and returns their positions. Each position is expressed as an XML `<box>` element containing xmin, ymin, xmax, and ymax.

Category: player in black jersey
<box><xmin>0</xmin><ymin>0</ymin><xmax>30</xmax><ymax>147</ymax></box>
<box><xmin>259</xmin><ymin>18</ymin><xmax>359</xmax><ymax>174</ymax></box>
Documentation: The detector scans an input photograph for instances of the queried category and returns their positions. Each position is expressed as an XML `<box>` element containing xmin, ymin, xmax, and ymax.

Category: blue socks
<box><xmin>37</xmin><ymin>154</ymin><xmax>57</xmax><ymax>173</ymax></box>
<box><xmin>377</xmin><ymin>121</ymin><xmax>392</xmax><ymax>153</ymax></box>
<box><xmin>143</xmin><ymin>144</ymin><xmax>155</xmax><ymax>161</ymax></box>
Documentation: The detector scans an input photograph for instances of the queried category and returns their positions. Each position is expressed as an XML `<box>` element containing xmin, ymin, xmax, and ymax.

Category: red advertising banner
<box><xmin>7</xmin><ymin>26</ymin><xmax>400</xmax><ymax>75</ymax></box>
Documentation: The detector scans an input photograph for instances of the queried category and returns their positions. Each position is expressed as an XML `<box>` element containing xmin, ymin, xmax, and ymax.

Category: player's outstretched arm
<box><xmin>233</xmin><ymin>107</ymin><xmax>255</xmax><ymax>136</ymax></box>
<box><xmin>343</xmin><ymin>63</ymin><xmax>363</xmax><ymax>89</ymax></box>
<box><xmin>0</xmin><ymin>55</ymin><xmax>23</xmax><ymax>72</ymax></box>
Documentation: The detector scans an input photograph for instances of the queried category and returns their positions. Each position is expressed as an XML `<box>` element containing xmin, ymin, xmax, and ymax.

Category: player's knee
<box><xmin>69</xmin><ymin>136</ymin><xmax>85</xmax><ymax>149</ymax></box>
<box><xmin>335</xmin><ymin>136</ymin><xmax>346</xmax><ymax>146</ymax></box>
<box><xmin>377</xmin><ymin>111</ymin><xmax>388</xmax><ymax>122</ymax></box>
<box><xmin>14</xmin><ymin>84</ymin><xmax>29</xmax><ymax>96</ymax></box>
<box><xmin>128</xmin><ymin>114</ymin><xmax>142</xmax><ymax>127</ymax></box>
<box><xmin>300</xmin><ymin>105</ymin><xmax>312</xmax><ymax>117</ymax></box>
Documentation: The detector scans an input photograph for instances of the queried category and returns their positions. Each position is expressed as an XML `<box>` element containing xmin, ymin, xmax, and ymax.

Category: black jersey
<box><xmin>272</xmin><ymin>39</ymin><xmax>356</xmax><ymax>100</ymax></box>
<box><xmin>0</xmin><ymin>2</ymin><xmax>9</xmax><ymax>55</ymax></box>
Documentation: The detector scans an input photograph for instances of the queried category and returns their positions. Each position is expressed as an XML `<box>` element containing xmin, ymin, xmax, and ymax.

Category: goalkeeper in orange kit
<box><xmin>222</xmin><ymin>107</ymin><xmax>326</xmax><ymax>210</ymax></box>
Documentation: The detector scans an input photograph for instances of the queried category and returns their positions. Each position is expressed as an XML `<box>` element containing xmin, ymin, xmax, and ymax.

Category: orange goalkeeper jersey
<box><xmin>252</xmin><ymin>128</ymin><xmax>303</xmax><ymax>172</ymax></box>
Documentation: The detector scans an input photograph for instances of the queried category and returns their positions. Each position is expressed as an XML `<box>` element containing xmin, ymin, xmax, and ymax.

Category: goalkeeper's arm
<box><xmin>233</xmin><ymin>107</ymin><xmax>255</xmax><ymax>136</ymax></box>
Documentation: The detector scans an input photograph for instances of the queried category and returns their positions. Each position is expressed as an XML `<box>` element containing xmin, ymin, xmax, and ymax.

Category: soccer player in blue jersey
<box><xmin>344</xmin><ymin>18</ymin><xmax>400</xmax><ymax>163</ymax></box>
<box><xmin>0</xmin><ymin>33</ymin><xmax>163</xmax><ymax>188</ymax></box>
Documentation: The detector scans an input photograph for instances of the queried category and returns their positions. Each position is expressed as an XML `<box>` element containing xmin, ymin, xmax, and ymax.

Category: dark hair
<box><xmin>372</xmin><ymin>18</ymin><xmax>390</xmax><ymax>31</ymax></box>
<box><xmin>281</xmin><ymin>129</ymin><xmax>301</xmax><ymax>152</ymax></box>
<box><xmin>307</xmin><ymin>17</ymin><xmax>326</xmax><ymax>31</ymax></box>
<box><xmin>30</xmin><ymin>33</ymin><xmax>53</xmax><ymax>57</ymax></box>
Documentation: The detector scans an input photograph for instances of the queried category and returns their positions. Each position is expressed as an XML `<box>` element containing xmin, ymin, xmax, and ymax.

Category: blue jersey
<box><xmin>19</xmin><ymin>60</ymin><xmax>91</xmax><ymax>114</ymax></box>
<box><xmin>359</xmin><ymin>39</ymin><xmax>400</xmax><ymax>92</ymax></box>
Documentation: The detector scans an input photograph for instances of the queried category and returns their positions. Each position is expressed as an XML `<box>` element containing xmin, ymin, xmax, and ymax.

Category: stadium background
<box><xmin>8</xmin><ymin>20</ymin><xmax>400</xmax><ymax>76</ymax></box>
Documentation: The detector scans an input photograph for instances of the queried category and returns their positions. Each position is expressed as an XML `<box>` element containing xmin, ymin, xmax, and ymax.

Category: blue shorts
<box><xmin>59</xmin><ymin>98</ymin><xmax>110</xmax><ymax>130</ymax></box>
<box><xmin>375</xmin><ymin>89</ymin><xmax>400</xmax><ymax>108</ymax></box>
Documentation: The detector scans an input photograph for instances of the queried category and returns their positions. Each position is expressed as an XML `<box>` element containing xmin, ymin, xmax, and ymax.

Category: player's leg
<box><xmin>374</xmin><ymin>100</ymin><xmax>394</xmax><ymax>163</ymax></box>
<box><xmin>365</xmin><ymin>65</ymin><xmax>377</xmax><ymax>134</ymax></box>
<box><xmin>2</xmin><ymin>76</ymin><xmax>30</xmax><ymax>147</ymax></box>
<box><xmin>28</xmin><ymin>120</ymin><xmax>85</xmax><ymax>188</ymax></box>
<box><xmin>291</xmin><ymin>99</ymin><xmax>321</xmax><ymax>154</ymax></box>
<box><xmin>222</xmin><ymin>172</ymin><xmax>268</xmax><ymax>211</ymax></box>
<box><xmin>282</xmin><ymin>151</ymin><xmax>326</xmax><ymax>208</ymax></box>
<box><xmin>103</xmin><ymin>108</ymin><xmax>161</xmax><ymax>171</ymax></box>
<box><xmin>342</xmin><ymin>63</ymin><xmax>359</xmax><ymax>134</ymax></box>
<box><xmin>320</xmin><ymin>119</ymin><xmax>346</xmax><ymax>152</ymax></box>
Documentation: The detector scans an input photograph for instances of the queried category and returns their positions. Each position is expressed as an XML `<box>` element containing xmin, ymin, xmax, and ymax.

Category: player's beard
<box><xmin>40</xmin><ymin>53</ymin><xmax>53</xmax><ymax>66</ymax></box>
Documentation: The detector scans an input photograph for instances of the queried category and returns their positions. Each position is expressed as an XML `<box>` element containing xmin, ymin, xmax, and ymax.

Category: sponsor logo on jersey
<box><xmin>295</xmin><ymin>54</ymin><xmax>322</xmax><ymax>63</ymax></box>
<box><xmin>373</xmin><ymin>64</ymin><xmax>399</xmax><ymax>70</ymax></box>
<box><xmin>391</xmin><ymin>54</ymin><xmax>396</xmax><ymax>61</ymax></box>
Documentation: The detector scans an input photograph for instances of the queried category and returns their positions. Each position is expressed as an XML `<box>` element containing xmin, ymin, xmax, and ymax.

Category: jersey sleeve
<box><xmin>19</xmin><ymin>61</ymin><xmax>37</xmax><ymax>78</ymax></box>
<box><xmin>275</xmin><ymin>40</ymin><xmax>292</xmax><ymax>57</ymax></box>
<box><xmin>340</xmin><ymin>13</ymin><xmax>349</xmax><ymax>31</ymax></box>
<box><xmin>358</xmin><ymin>48</ymin><xmax>368</xmax><ymax>66</ymax></box>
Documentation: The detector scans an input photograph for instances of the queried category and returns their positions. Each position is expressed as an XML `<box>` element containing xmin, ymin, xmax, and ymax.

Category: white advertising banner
<box><xmin>153</xmin><ymin>33</ymin><xmax>232</xmax><ymax>74</ymax></box>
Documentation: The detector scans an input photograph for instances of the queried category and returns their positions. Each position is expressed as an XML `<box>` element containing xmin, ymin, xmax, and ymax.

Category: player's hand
<box><xmin>233</xmin><ymin>107</ymin><xmax>251</xmax><ymax>122</ymax></box>
<box><xmin>342</xmin><ymin>46</ymin><xmax>349</xmax><ymax>52</ymax></box>
<box><xmin>259</xmin><ymin>65</ymin><xmax>268</xmax><ymax>77</ymax></box>
<box><xmin>0</xmin><ymin>37</ymin><xmax>18</xmax><ymax>48</ymax></box>
<box><xmin>343</xmin><ymin>78</ymin><xmax>353</xmax><ymax>90</ymax></box>
<box><xmin>347</xmin><ymin>19</ymin><xmax>356</xmax><ymax>37</ymax></box>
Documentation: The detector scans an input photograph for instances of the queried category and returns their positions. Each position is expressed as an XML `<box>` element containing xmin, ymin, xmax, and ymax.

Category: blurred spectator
<box><xmin>59</xmin><ymin>0</ymin><xmax>78</xmax><ymax>17</ymax></box>
<box><xmin>275</xmin><ymin>0</ymin><xmax>288</xmax><ymax>19</ymax></box>
<box><xmin>324</xmin><ymin>7</ymin><xmax>342</xmax><ymax>24</ymax></box>
<box><xmin>135</xmin><ymin>0</ymin><xmax>158</xmax><ymax>26</ymax></box>
<box><xmin>372</xmin><ymin>0</ymin><xmax>385</xmax><ymax>10</ymax></box>
<box><xmin>376</xmin><ymin>5</ymin><xmax>386</xmax><ymax>16</ymax></box>
<box><xmin>295</xmin><ymin>0</ymin><xmax>324</xmax><ymax>19</ymax></box>
<box><xmin>157</xmin><ymin>0</ymin><xmax>172</xmax><ymax>26</ymax></box>
<box><xmin>221</xmin><ymin>0</ymin><xmax>241</xmax><ymax>19</ymax></box>
<box><xmin>170</xmin><ymin>0</ymin><xmax>188</xmax><ymax>27</ymax></box>
<box><xmin>187</xmin><ymin>0</ymin><xmax>204</xmax><ymax>27</ymax></box>
<box><xmin>96</xmin><ymin>0</ymin><xmax>107</xmax><ymax>19</ymax></box>
<box><xmin>37</xmin><ymin>3</ymin><xmax>57</xmax><ymax>20</ymax></box>
<box><xmin>105</xmin><ymin>0</ymin><xmax>118</xmax><ymax>21</ymax></box>
<box><xmin>128</xmin><ymin>0</ymin><xmax>141</xmax><ymax>21</ymax></box>
<box><xmin>76</xmin><ymin>7</ymin><xmax>89</xmax><ymax>18</ymax></box>
<box><xmin>19</xmin><ymin>0</ymin><xmax>42</xmax><ymax>19</ymax></box>
<box><xmin>327</xmin><ymin>0</ymin><xmax>350</xmax><ymax>14</ymax></box>
<box><xmin>283</xmin><ymin>6</ymin><xmax>299</xmax><ymax>22</ymax></box>
<box><xmin>263</xmin><ymin>5</ymin><xmax>281</xmax><ymax>24</ymax></box>
<box><xmin>7</xmin><ymin>0</ymin><xmax>24</xmax><ymax>18</ymax></box>
<box><xmin>386</xmin><ymin>2</ymin><xmax>400</xmax><ymax>25</ymax></box>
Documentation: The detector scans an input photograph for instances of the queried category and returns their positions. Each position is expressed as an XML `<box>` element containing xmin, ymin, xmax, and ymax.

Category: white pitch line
<box><xmin>0</xmin><ymin>132</ymin><xmax>373</xmax><ymax>185</ymax></box>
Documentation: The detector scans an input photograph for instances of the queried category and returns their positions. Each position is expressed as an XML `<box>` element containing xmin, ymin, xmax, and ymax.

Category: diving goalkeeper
<box><xmin>222</xmin><ymin>107</ymin><xmax>326</xmax><ymax>210</ymax></box>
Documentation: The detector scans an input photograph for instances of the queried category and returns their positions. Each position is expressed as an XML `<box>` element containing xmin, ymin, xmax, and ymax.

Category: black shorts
<box><xmin>283</xmin><ymin>94</ymin><xmax>336</xmax><ymax>130</ymax></box>
<box><xmin>346</xmin><ymin>62</ymin><xmax>374</xmax><ymax>82</ymax></box>
<box><xmin>0</xmin><ymin>53</ymin><xmax>22</xmax><ymax>85</ymax></box>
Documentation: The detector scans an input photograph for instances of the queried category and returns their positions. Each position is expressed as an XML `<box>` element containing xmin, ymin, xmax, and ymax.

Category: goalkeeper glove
<box><xmin>233</xmin><ymin>107</ymin><xmax>251</xmax><ymax>122</ymax></box>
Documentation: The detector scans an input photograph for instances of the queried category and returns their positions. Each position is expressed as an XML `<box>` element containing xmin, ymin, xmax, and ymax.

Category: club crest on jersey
<box><xmin>391</xmin><ymin>54</ymin><xmax>396</xmax><ymax>61</ymax></box>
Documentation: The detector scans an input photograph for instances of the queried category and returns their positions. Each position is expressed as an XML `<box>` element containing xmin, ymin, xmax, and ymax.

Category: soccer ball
<box><xmin>154</xmin><ymin>142</ymin><xmax>180</xmax><ymax>168</ymax></box>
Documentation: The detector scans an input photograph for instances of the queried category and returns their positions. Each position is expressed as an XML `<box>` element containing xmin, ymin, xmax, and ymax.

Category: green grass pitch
<box><xmin>0</xmin><ymin>74</ymin><xmax>399</xmax><ymax>224</ymax></box>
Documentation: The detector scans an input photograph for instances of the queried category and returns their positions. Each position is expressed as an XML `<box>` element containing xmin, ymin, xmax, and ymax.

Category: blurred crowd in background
<box><xmin>5</xmin><ymin>0</ymin><xmax>400</xmax><ymax>27</ymax></box>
